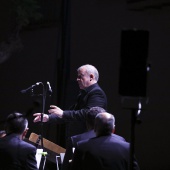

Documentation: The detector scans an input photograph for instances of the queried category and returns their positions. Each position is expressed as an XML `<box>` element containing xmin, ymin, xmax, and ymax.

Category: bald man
<box><xmin>71</xmin><ymin>112</ymin><xmax>140</xmax><ymax>170</ymax></box>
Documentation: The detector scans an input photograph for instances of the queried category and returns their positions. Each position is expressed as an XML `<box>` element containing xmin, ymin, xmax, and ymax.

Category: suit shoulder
<box><xmin>111</xmin><ymin>134</ymin><xmax>126</xmax><ymax>142</ymax></box>
<box><xmin>20</xmin><ymin>140</ymin><xmax>37</xmax><ymax>150</ymax></box>
<box><xmin>88</xmin><ymin>86</ymin><xmax>106</xmax><ymax>96</ymax></box>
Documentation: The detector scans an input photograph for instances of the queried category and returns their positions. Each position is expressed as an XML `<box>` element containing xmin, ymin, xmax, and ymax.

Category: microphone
<box><xmin>20</xmin><ymin>82</ymin><xmax>41</xmax><ymax>93</ymax></box>
<box><xmin>47</xmin><ymin>81</ymin><xmax>52</xmax><ymax>94</ymax></box>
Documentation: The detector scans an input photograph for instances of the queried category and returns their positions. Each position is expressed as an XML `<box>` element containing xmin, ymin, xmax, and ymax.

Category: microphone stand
<box><xmin>21</xmin><ymin>82</ymin><xmax>50</xmax><ymax>170</ymax></box>
<box><xmin>37</xmin><ymin>82</ymin><xmax>50</xmax><ymax>150</ymax></box>
<box><xmin>39</xmin><ymin>82</ymin><xmax>46</xmax><ymax>150</ymax></box>
<box><xmin>37</xmin><ymin>82</ymin><xmax>49</xmax><ymax>170</ymax></box>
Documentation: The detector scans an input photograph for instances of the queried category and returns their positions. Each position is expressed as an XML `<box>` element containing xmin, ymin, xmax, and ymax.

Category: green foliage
<box><xmin>12</xmin><ymin>0</ymin><xmax>42</xmax><ymax>27</ymax></box>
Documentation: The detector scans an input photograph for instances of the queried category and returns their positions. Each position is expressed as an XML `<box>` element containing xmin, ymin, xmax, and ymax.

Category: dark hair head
<box><xmin>86</xmin><ymin>107</ymin><xmax>106</xmax><ymax>130</ymax></box>
<box><xmin>94</xmin><ymin>112</ymin><xmax>115</xmax><ymax>136</ymax></box>
<box><xmin>4</xmin><ymin>112</ymin><xmax>28</xmax><ymax>135</ymax></box>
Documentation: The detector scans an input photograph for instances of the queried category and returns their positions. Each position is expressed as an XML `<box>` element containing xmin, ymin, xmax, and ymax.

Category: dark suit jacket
<box><xmin>71</xmin><ymin>135</ymin><xmax>140</xmax><ymax>170</ymax></box>
<box><xmin>49</xmin><ymin>83</ymin><xmax>107</xmax><ymax>138</ymax></box>
<box><xmin>0</xmin><ymin>133</ymin><xmax>38</xmax><ymax>170</ymax></box>
<box><xmin>51</xmin><ymin>83</ymin><xmax>107</xmax><ymax>170</ymax></box>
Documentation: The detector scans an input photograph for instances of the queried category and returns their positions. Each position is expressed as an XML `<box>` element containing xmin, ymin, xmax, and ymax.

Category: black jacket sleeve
<box><xmin>63</xmin><ymin>88</ymin><xmax>107</xmax><ymax>121</ymax></box>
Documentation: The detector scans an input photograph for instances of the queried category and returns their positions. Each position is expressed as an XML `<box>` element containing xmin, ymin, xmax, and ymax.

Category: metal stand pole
<box><xmin>129</xmin><ymin>108</ymin><xmax>136</xmax><ymax>170</ymax></box>
<box><xmin>39</xmin><ymin>82</ymin><xmax>46</xmax><ymax>149</ymax></box>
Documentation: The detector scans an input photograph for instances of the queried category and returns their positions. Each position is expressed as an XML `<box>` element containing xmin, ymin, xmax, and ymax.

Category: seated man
<box><xmin>71</xmin><ymin>107</ymin><xmax>125</xmax><ymax>149</ymax></box>
<box><xmin>71</xmin><ymin>112</ymin><xmax>140</xmax><ymax>170</ymax></box>
<box><xmin>61</xmin><ymin>107</ymin><xmax>106</xmax><ymax>170</ymax></box>
<box><xmin>0</xmin><ymin>112</ymin><xmax>38</xmax><ymax>170</ymax></box>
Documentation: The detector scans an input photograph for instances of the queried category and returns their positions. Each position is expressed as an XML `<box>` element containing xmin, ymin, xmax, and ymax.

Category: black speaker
<box><xmin>119</xmin><ymin>29</ymin><xmax>149</xmax><ymax>97</ymax></box>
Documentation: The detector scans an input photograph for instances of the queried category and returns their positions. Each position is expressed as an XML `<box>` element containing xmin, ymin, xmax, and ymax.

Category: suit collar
<box><xmin>81</xmin><ymin>83</ymin><xmax>98</xmax><ymax>94</ymax></box>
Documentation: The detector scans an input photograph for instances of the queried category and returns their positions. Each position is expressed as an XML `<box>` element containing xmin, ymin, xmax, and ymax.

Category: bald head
<box><xmin>78</xmin><ymin>64</ymin><xmax>99</xmax><ymax>81</ymax></box>
<box><xmin>94</xmin><ymin>112</ymin><xmax>115</xmax><ymax>137</ymax></box>
<box><xmin>77</xmin><ymin>64</ymin><xmax>99</xmax><ymax>89</ymax></box>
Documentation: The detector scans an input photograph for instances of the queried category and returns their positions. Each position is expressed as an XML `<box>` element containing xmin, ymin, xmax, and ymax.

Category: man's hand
<box><xmin>48</xmin><ymin>105</ymin><xmax>63</xmax><ymax>118</ymax></box>
<box><xmin>33</xmin><ymin>113</ymin><xmax>49</xmax><ymax>123</ymax></box>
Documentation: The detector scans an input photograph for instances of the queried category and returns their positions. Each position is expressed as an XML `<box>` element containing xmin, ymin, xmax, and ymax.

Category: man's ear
<box><xmin>21</xmin><ymin>128</ymin><xmax>29</xmax><ymax>140</ymax></box>
<box><xmin>90</xmin><ymin>74</ymin><xmax>94</xmax><ymax>81</ymax></box>
<box><xmin>112</xmin><ymin>126</ymin><xmax>115</xmax><ymax>134</ymax></box>
<box><xmin>112</xmin><ymin>129</ymin><xmax>115</xmax><ymax>134</ymax></box>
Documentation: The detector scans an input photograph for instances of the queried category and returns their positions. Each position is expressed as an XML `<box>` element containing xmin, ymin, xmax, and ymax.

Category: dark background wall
<box><xmin>0</xmin><ymin>0</ymin><xmax>170</xmax><ymax>170</ymax></box>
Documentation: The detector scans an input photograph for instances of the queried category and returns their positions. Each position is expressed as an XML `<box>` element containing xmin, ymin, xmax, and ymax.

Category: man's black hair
<box><xmin>5</xmin><ymin>112</ymin><xmax>28</xmax><ymax>135</ymax></box>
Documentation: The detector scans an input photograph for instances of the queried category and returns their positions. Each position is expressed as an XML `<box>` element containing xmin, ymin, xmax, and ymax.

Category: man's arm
<box><xmin>33</xmin><ymin>112</ymin><xmax>65</xmax><ymax>124</ymax></box>
<box><xmin>62</xmin><ymin>89</ymin><xmax>107</xmax><ymax>121</ymax></box>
